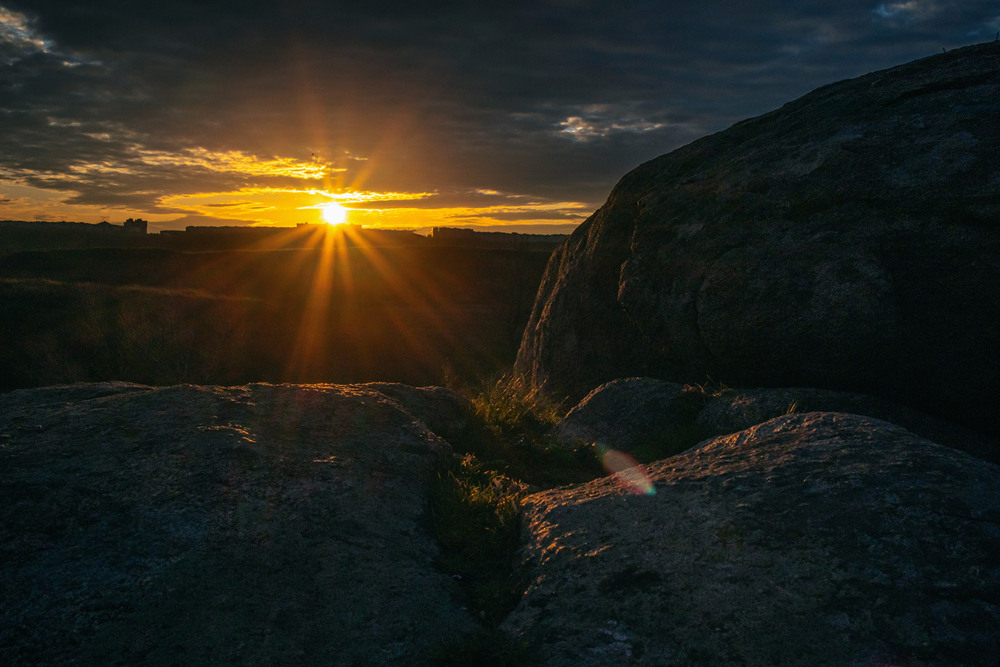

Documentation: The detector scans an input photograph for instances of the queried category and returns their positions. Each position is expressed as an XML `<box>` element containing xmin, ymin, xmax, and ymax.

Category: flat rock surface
<box><xmin>0</xmin><ymin>382</ymin><xmax>475</xmax><ymax>665</ymax></box>
<box><xmin>504</xmin><ymin>412</ymin><xmax>1000</xmax><ymax>666</ymax></box>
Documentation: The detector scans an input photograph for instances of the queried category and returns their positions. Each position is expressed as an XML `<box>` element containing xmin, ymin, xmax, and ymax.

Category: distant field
<box><xmin>0</xmin><ymin>246</ymin><xmax>551</xmax><ymax>391</ymax></box>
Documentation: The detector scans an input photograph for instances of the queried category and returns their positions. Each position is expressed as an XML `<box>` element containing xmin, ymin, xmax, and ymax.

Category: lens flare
<box><xmin>596</xmin><ymin>444</ymin><xmax>656</xmax><ymax>495</ymax></box>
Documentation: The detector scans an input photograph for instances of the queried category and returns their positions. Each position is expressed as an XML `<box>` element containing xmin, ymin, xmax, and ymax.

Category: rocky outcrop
<box><xmin>551</xmin><ymin>378</ymin><xmax>695</xmax><ymax>457</ymax></box>
<box><xmin>0</xmin><ymin>382</ymin><xmax>476</xmax><ymax>665</ymax></box>
<box><xmin>504</xmin><ymin>412</ymin><xmax>1000</xmax><ymax>665</ymax></box>
<box><xmin>696</xmin><ymin>384</ymin><xmax>1000</xmax><ymax>463</ymax></box>
<box><xmin>515</xmin><ymin>43</ymin><xmax>1000</xmax><ymax>429</ymax></box>
<box><xmin>552</xmin><ymin>377</ymin><xmax>1000</xmax><ymax>464</ymax></box>
<box><xmin>5</xmin><ymin>381</ymin><xmax>999</xmax><ymax>664</ymax></box>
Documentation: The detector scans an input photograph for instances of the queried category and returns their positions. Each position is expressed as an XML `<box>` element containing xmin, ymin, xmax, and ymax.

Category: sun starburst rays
<box><xmin>270</xmin><ymin>221</ymin><xmax>467</xmax><ymax>383</ymax></box>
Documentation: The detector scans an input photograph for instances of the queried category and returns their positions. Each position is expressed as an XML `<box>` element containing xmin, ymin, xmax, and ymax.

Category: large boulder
<box><xmin>515</xmin><ymin>43</ymin><xmax>1000</xmax><ymax>429</ymax></box>
<box><xmin>503</xmin><ymin>412</ymin><xmax>1000</xmax><ymax>665</ymax></box>
<box><xmin>551</xmin><ymin>378</ymin><xmax>695</xmax><ymax>460</ymax></box>
<box><xmin>0</xmin><ymin>382</ymin><xmax>476</xmax><ymax>665</ymax></box>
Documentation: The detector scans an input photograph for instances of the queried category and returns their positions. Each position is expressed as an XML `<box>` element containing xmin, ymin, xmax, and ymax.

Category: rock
<box><xmin>551</xmin><ymin>378</ymin><xmax>705</xmax><ymax>461</ymax></box>
<box><xmin>503</xmin><ymin>412</ymin><xmax>1000</xmax><ymax>666</ymax></box>
<box><xmin>515</xmin><ymin>43</ymin><xmax>1000</xmax><ymax>430</ymax></box>
<box><xmin>552</xmin><ymin>377</ymin><xmax>1000</xmax><ymax>464</ymax></box>
<box><xmin>361</xmin><ymin>381</ymin><xmax>473</xmax><ymax>442</ymax></box>
<box><xmin>0</xmin><ymin>382</ymin><xmax>476</xmax><ymax>665</ymax></box>
<box><xmin>697</xmin><ymin>385</ymin><xmax>1000</xmax><ymax>464</ymax></box>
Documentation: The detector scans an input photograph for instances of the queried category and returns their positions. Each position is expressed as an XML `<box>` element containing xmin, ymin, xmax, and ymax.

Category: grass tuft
<box><xmin>468</xmin><ymin>373</ymin><xmax>563</xmax><ymax>440</ymax></box>
<box><xmin>429</xmin><ymin>372</ymin><xmax>604</xmax><ymax>637</ymax></box>
<box><xmin>682</xmin><ymin>377</ymin><xmax>732</xmax><ymax>400</ymax></box>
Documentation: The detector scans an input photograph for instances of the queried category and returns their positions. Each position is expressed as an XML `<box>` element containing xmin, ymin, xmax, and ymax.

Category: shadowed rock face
<box><xmin>0</xmin><ymin>382</ymin><xmax>476</xmax><ymax>665</ymax></box>
<box><xmin>552</xmin><ymin>378</ymin><xmax>690</xmax><ymax>454</ymax></box>
<box><xmin>551</xmin><ymin>377</ymin><xmax>1000</xmax><ymax>464</ymax></box>
<box><xmin>505</xmin><ymin>412</ymin><xmax>1000</xmax><ymax>666</ymax></box>
<box><xmin>515</xmin><ymin>43</ymin><xmax>1000</xmax><ymax>428</ymax></box>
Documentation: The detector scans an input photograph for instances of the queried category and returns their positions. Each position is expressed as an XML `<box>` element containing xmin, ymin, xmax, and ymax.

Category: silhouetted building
<box><xmin>0</xmin><ymin>219</ymin><xmax>152</xmax><ymax>251</ymax></box>
<box><xmin>124</xmin><ymin>218</ymin><xmax>147</xmax><ymax>234</ymax></box>
<box><xmin>429</xmin><ymin>227</ymin><xmax>567</xmax><ymax>250</ymax></box>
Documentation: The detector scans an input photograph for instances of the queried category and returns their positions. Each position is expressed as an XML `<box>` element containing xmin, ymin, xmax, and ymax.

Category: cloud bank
<box><xmin>1</xmin><ymin>1</ymin><xmax>997</xmax><ymax>230</ymax></box>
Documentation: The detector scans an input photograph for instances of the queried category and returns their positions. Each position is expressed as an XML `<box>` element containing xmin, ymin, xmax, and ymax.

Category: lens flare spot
<box><xmin>597</xmin><ymin>444</ymin><xmax>656</xmax><ymax>495</ymax></box>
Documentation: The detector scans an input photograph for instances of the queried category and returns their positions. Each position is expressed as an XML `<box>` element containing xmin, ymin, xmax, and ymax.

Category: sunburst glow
<box><xmin>321</xmin><ymin>202</ymin><xmax>349</xmax><ymax>226</ymax></box>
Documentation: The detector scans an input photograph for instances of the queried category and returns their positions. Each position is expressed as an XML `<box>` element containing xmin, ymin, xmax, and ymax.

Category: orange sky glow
<box><xmin>0</xmin><ymin>148</ymin><xmax>594</xmax><ymax>233</ymax></box>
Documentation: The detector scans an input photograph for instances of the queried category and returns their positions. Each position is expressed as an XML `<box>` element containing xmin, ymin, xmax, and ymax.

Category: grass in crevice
<box><xmin>427</xmin><ymin>374</ymin><xmax>728</xmax><ymax>660</ymax></box>
<box><xmin>450</xmin><ymin>372</ymin><xmax>602</xmax><ymax>487</ymax></box>
<box><xmin>429</xmin><ymin>455</ymin><xmax>526</xmax><ymax>627</ymax></box>
<box><xmin>427</xmin><ymin>374</ymin><xmax>602</xmax><ymax>660</ymax></box>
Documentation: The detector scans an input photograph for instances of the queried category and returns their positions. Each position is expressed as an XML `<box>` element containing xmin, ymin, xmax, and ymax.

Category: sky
<box><xmin>1</xmin><ymin>1</ymin><xmax>997</xmax><ymax>233</ymax></box>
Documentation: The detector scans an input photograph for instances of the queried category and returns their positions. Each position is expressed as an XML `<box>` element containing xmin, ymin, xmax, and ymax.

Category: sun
<box><xmin>320</xmin><ymin>202</ymin><xmax>349</xmax><ymax>226</ymax></box>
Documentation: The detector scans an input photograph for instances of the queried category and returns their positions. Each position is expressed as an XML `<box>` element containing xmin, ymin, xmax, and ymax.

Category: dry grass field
<box><xmin>0</xmin><ymin>243</ymin><xmax>551</xmax><ymax>391</ymax></box>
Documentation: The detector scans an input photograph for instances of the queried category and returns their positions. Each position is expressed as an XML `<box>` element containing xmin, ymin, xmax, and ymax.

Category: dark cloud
<box><xmin>2</xmin><ymin>1</ymin><xmax>998</xmax><ymax>226</ymax></box>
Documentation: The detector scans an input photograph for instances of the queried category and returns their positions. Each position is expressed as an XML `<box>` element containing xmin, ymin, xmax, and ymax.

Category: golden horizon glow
<box><xmin>1</xmin><ymin>180</ymin><xmax>592</xmax><ymax>232</ymax></box>
<box><xmin>1</xmin><ymin>144</ymin><xmax>593</xmax><ymax>231</ymax></box>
